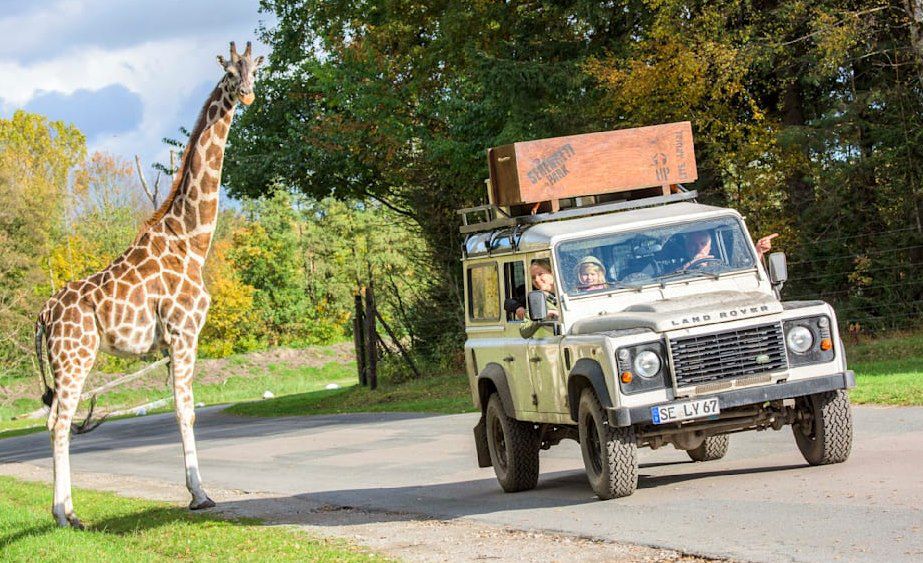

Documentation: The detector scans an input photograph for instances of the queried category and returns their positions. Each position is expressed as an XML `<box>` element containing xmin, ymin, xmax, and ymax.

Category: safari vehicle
<box><xmin>460</xmin><ymin>123</ymin><xmax>854</xmax><ymax>499</ymax></box>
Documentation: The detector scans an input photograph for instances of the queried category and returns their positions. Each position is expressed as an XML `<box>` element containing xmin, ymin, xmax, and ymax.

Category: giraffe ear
<box><xmin>216</xmin><ymin>55</ymin><xmax>229</xmax><ymax>70</ymax></box>
<box><xmin>253</xmin><ymin>55</ymin><xmax>265</xmax><ymax>69</ymax></box>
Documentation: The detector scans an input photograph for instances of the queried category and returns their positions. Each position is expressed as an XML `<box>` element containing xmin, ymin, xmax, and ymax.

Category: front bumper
<box><xmin>607</xmin><ymin>371</ymin><xmax>856</xmax><ymax>427</ymax></box>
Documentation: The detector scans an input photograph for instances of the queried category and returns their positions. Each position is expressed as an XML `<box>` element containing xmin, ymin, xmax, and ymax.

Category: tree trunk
<box><xmin>904</xmin><ymin>0</ymin><xmax>923</xmax><ymax>89</ymax></box>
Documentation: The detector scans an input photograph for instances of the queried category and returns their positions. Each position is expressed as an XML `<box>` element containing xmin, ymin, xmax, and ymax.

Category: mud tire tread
<box><xmin>794</xmin><ymin>390</ymin><xmax>853</xmax><ymax>465</ymax></box>
<box><xmin>485</xmin><ymin>394</ymin><xmax>539</xmax><ymax>492</ymax></box>
<box><xmin>578</xmin><ymin>389</ymin><xmax>638</xmax><ymax>500</ymax></box>
<box><xmin>687</xmin><ymin>434</ymin><xmax>730</xmax><ymax>462</ymax></box>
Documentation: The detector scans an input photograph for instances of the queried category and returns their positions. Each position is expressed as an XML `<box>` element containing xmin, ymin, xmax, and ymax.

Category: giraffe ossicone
<box><xmin>34</xmin><ymin>41</ymin><xmax>263</xmax><ymax>529</ymax></box>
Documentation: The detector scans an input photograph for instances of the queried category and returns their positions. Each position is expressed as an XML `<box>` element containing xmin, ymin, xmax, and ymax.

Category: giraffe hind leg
<box><xmin>49</xmin><ymin>346</ymin><xmax>96</xmax><ymax>529</ymax></box>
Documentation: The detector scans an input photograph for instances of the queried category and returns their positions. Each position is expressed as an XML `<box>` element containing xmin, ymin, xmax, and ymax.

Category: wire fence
<box><xmin>772</xmin><ymin>227</ymin><xmax>923</xmax><ymax>331</ymax></box>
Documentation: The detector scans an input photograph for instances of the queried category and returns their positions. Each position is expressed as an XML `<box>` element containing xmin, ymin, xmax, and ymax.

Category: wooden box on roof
<box><xmin>487</xmin><ymin>121</ymin><xmax>697</xmax><ymax>210</ymax></box>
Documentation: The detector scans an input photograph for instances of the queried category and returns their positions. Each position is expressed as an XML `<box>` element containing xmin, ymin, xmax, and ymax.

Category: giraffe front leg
<box><xmin>170</xmin><ymin>343</ymin><xmax>214</xmax><ymax>510</ymax></box>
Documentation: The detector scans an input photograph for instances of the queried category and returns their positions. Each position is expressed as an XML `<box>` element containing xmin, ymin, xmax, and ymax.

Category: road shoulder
<box><xmin>0</xmin><ymin>461</ymin><xmax>715</xmax><ymax>562</ymax></box>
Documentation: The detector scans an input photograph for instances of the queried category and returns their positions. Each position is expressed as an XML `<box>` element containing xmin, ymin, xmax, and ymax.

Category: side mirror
<box><xmin>527</xmin><ymin>290</ymin><xmax>548</xmax><ymax>321</ymax></box>
<box><xmin>767</xmin><ymin>252</ymin><xmax>788</xmax><ymax>285</ymax></box>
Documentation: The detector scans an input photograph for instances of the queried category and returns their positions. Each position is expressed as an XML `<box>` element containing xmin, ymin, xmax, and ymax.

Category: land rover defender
<box><xmin>461</xmin><ymin>124</ymin><xmax>854</xmax><ymax>499</ymax></box>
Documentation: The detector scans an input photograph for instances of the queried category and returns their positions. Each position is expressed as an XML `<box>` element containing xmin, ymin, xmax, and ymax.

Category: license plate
<box><xmin>651</xmin><ymin>397</ymin><xmax>720</xmax><ymax>424</ymax></box>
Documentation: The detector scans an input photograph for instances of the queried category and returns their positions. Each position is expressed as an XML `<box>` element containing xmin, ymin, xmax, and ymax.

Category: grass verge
<box><xmin>0</xmin><ymin>361</ymin><xmax>356</xmax><ymax>438</ymax></box>
<box><xmin>0</xmin><ymin>476</ymin><xmax>381</xmax><ymax>562</ymax></box>
<box><xmin>846</xmin><ymin>331</ymin><xmax>923</xmax><ymax>406</ymax></box>
<box><xmin>226</xmin><ymin>371</ymin><xmax>474</xmax><ymax>417</ymax></box>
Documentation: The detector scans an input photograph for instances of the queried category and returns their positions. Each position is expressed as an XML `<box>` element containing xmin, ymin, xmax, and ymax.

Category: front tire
<box><xmin>793</xmin><ymin>390</ymin><xmax>853</xmax><ymax>465</ymax></box>
<box><xmin>687</xmin><ymin>435</ymin><xmax>730</xmax><ymax>462</ymax></box>
<box><xmin>485</xmin><ymin>394</ymin><xmax>539</xmax><ymax>492</ymax></box>
<box><xmin>577</xmin><ymin>389</ymin><xmax>638</xmax><ymax>499</ymax></box>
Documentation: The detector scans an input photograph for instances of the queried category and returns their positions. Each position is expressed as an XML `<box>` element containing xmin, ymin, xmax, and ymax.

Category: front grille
<box><xmin>669</xmin><ymin>323</ymin><xmax>787</xmax><ymax>387</ymax></box>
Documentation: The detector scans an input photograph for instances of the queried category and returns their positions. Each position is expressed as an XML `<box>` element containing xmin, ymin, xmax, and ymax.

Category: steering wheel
<box><xmin>684</xmin><ymin>257</ymin><xmax>723</xmax><ymax>270</ymax></box>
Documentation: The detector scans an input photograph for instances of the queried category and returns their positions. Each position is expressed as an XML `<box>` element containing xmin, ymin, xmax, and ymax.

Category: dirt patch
<box><xmin>0</xmin><ymin>462</ymin><xmax>720</xmax><ymax>562</ymax></box>
<box><xmin>193</xmin><ymin>342</ymin><xmax>355</xmax><ymax>386</ymax></box>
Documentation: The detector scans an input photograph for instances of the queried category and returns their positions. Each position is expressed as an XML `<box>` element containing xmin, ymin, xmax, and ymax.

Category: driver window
<box><xmin>503</xmin><ymin>261</ymin><xmax>526</xmax><ymax>321</ymax></box>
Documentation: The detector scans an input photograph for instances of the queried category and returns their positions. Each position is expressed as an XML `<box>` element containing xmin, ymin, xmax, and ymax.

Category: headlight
<box><xmin>786</xmin><ymin>326</ymin><xmax>814</xmax><ymax>354</ymax></box>
<box><xmin>633</xmin><ymin>350</ymin><xmax>662</xmax><ymax>378</ymax></box>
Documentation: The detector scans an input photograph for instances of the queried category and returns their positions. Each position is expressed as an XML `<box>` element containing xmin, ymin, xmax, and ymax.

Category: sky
<box><xmin>0</xmin><ymin>0</ymin><xmax>274</xmax><ymax>193</ymax></box>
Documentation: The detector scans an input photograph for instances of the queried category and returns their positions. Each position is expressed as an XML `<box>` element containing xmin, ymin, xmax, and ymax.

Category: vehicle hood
<box><xmin>569</xmin><ymin>291</ymin><xmax>782</xmax><ymax>335</ymax></box>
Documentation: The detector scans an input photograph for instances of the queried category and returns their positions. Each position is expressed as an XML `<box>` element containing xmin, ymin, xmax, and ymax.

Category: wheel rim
<box><xmin>796</xmin><ymin>397</ymin><xmax>819</xmax><ymax>441</ymax></box>
<box><xmin>489</xmin><ymin>414</ymin><xmax>508</xmax><ymax>470</ymax></box>
<box><xmin>584</xmin><ymin>412</ymin><xmax>603</xmax><ymax>476</ymax></box>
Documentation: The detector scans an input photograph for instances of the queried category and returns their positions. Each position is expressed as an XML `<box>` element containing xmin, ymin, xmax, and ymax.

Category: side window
<box><xmin>503</xmin><ymin>261</ymin><xmax>526</xmax><ymax>321</ymax></box>
<box><xmin>467</xmin><ymin>263</ymin><xmax>500</xmax><ymax>322</ymax></box>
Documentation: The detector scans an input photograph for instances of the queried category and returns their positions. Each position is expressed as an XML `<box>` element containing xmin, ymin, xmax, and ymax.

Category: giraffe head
<box><xmin>216</xmin><ymin>41</ymin><xmax>264</xmax><ymax>106</ymax></box>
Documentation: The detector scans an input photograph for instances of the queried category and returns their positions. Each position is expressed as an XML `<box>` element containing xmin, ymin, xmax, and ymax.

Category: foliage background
<box><xmin>0</xmin><ymin>109</ymin><xmax>422</xmax><ymax>389</ymax></box>
<box><xmin>223</xmin><ymin>0</ymin><xmax>923</xmax><ymax>352</ymax></box>
<box><xmin>2</xmin><ymin>0</ymin><xmax>922</xmax><ymax>390</ymax></box>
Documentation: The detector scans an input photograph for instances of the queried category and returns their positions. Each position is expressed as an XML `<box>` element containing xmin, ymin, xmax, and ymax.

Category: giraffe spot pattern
<box><xmin>35</xmin><ymin>71</ymin><xmax>247</xmax><ymax>526</ymax></box>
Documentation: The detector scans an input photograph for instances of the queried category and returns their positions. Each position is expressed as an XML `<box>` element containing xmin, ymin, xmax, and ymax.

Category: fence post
<box><xmin>353</xmin><ymin>290</ymin><xmax>367</xmax><ymax>386</ymax></box>
<box><xmin>365</xmin><ymin>278</ymin><xmax>378</xmax><ymax>390</ymax></box>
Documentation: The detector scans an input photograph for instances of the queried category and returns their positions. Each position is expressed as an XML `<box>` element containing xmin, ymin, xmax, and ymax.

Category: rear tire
<box><xmin>577</xmin><ymin>389</ymin><xmax>638</xmax><ymax>499</ymax></box>
<box><xmin>793</xmin><ymin>390</ymin><xmax>853</xmax><ymax>465</ymax></box>
<box><xmin>687</xmin><ymin>435</ymin><xmax>729</xmax><ymax>462</ymax></box>
<box><xmin>485</xmin><ymin>394</ymin><xmax>539</xmax><ymax>492</ymax></box>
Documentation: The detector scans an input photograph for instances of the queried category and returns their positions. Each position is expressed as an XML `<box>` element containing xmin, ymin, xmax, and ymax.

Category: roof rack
<box><xmin>458</xmin><ymin>190</ymin><xmax>698</xmax><ymax>235</ymax></box>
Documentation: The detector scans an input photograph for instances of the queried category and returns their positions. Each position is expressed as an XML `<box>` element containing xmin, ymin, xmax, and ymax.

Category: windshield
<box><xmin>555</xmin><ymin>216</ymin><xmax>756</xmax><ymax>296</ymax></box>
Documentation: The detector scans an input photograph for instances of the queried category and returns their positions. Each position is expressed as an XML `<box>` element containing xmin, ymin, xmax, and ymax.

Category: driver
<box><xmin>682</xmin><ymin>230</ymin><xmax>780</xmax><ymax>268</ymax></box>
<box><xmin>682</xmin><ymin>230</ymin><xmax>715</xmax><ymax>269</ymax></box>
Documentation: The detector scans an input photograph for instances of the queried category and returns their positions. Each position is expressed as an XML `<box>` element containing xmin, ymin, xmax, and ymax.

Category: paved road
<box><xmin>2</xmin><ymin>405</ymin><xmax>921</xmax><ymax>562</ymax></box>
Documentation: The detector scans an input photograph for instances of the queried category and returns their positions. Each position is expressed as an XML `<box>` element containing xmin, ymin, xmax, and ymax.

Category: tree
<box><xmin>49</xmin><ymin>151</ymin><xmax>148</xmax><ymax>287</ymax></box>
<box><xmin>229</xmin><ymin>189</ymin><xmax>315</xmax><ymax>345</ymax></box>
<box><xmin>227</xmin><ymin>1</ymin><xmax>634</xmax><ymax>352</ymax></box>
<box><xmin>228</xmin><ymin>1</ymin><xmax>923</xmax><ymax>344</ymax></box>
<box><xmin>0</xmin><ymin>111</ymin><xmax>86</xmax><ymax>376</ymax></box>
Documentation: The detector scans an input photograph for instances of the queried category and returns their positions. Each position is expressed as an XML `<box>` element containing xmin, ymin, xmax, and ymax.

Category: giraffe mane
<box><xmin>138</xmin><ymin>81</ymin><xmax>226</xmax><ymax>236</ymax></box>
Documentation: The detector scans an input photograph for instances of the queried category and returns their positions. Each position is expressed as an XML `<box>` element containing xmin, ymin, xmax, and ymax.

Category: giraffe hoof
<box><xmin>67</xmin><ymin>516</ymin><xmax>85</xmax><ymax>530</ymax></box>
<box><xmin>189</xmin><ymin>497</ymin><xmax>216</xmax><ymax>510</ymax></box>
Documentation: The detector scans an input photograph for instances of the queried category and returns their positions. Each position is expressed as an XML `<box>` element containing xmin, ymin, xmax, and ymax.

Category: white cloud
<box><xmin>0</xmin><ymin>1</ymin><xmax>265</xmax><ymax>62</ymax></box>
<box><xmin>0</xmin><ymin>1</ymin><xmax>273</xmax><ymax>189</ymax></box>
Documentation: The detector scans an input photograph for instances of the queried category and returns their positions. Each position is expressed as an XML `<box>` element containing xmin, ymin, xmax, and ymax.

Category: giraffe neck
<box><xmin>144</xmin><ymin>78</ymin><xmax>238</xmax><ymax>256</ymax></box>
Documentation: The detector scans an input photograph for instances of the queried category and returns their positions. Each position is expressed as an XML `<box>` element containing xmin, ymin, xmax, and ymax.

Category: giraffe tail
<box><xmin>34</xmin><ymin>320</ymin><xmax>54</xmax><ymax>408</ymax></box>
<box><xmin>72</xmin><ymin>395</ymin><xmax>109</xmax><ymax>435</ymax></box>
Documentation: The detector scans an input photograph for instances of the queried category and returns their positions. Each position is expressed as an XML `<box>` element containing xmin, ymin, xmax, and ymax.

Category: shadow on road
<box><xmin>638</xmin><ymin>463</ymin><xmax>806</xmax><ymax>489</ymax></box>
<box><xmin>208</xmin><ymin>461</ymin><xmax>810</xmax><ymax>528</ymax></box>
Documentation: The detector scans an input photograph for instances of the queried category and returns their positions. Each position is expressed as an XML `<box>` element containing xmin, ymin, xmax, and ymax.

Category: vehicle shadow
<box><xmin>637</xmin><ymin>462</ymin><xmax>806</xmax><ymax>489</ymax></box>
<box><xmin>210</xmin><ymin>461</ymin><xmax>810</xmax><ymax>528</ymax></box>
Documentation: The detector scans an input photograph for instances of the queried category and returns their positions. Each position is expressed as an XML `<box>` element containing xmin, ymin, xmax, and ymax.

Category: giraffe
<box><xmin>33</xmin><ymin>42</ymin><xmax>263</xmax><ymax>529</ymax></box>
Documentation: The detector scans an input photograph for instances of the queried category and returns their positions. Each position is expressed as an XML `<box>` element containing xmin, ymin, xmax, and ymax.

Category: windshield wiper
<box><xmin>657</xmin><ymin>268</ymin><xmax>721</xmax><ymax>288</ymax></box>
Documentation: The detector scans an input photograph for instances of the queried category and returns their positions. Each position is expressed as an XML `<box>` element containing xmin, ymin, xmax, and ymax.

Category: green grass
<box><xmin>94</xmin><ymin>361</ymin><xmax>357</xmax><ymax>411</ymax></box>
<box><xmin>843</xmin><ymin>331</ymin><xmax>923</xmax><ymax>406</ymax></box>
<box><xmin>226</xmin><ymin>371</ymin><xmax>474</xmax><ymax>417</ymax></box>
<box><xmin>846</xmin><ymin>331</ymin><xmax>923</xmax><ymax>363</ymax></box>
<box><xmin>850</xmin><ymin>359</ymin><xmax>923</xmax><ymax>406</ymax></box>
<box><xmin>0</xmin><ymin>476</ymin><xmax>382</xmax><ymax>562</ymax></box>
<box><xmin>0</xmin><ymin>419</ymin><xmax>50</xmax><ymax>440</ymax></box>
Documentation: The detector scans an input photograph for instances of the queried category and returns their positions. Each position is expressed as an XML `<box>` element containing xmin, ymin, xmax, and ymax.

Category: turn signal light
<box><xmin>820</xmin><ymin>338</ymin><xmax>833</xmax><ymax>351</ymax></box>
<box><xmin>621</xmin><ymin>371</ymin><xmax>633</xmax><ymax>383</ymax></box>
